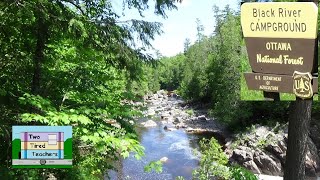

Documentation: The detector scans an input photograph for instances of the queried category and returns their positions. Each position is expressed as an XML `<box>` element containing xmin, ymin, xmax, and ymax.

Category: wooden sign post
<box><xmin>284</xmin><ymin>1</ymin><xmax>317</xmax><ymax>180</ymax></box>
<box><xmin>241</xmin><ymin>1</ymin><xmax>318</xmax><ymax>179</ymax></box>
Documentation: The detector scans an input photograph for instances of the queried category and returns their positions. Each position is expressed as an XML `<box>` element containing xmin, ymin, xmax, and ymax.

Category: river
<box><xmin>105</xmin><ymin>92</ymin><xmax>290</xmax><ymax>180</ymax></box>
<box><xmin>107</xmin><ymin>95</ymin><xmax>212</xmax><ymax>180</ymax></box>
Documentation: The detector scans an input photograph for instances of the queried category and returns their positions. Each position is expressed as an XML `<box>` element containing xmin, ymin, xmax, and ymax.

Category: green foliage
<box><xmin>193</xmin><ymin>137</ymin><xmax>258</xmax><ymax>180</ymax></box>
<box><xmin>0</xmin><ymin>0</ymin><xmax>182</xmax><ymax>179</ymax></box>
<box><xmin>153</xmin><ymin>6</ymin><xmax>249</xmax><ymax>125</ymax></box>
<box><xmin>127</xmin><ymin>63</ymin><xmax>162</xmax><ymax>96</ymax></box>
<box><xmin>149</xmin><ymin>5</ymin><xmax>302</xmax><ymax>129</ymax></box>
<box><xmin>157</xmin><ymin>54</ymin><xmax>185</xmax><ymax>91</ymax></box>
<box><xmin>207</xmin><ymin>7</ymin><xmax>243</xmax><ymax>124</ymax></box>
<box><xmin>256</xmin><ymin>138</ymin><xmax>268</xmax><ymax>149</ymax></box>
<box><xmin>176</xmin><ymin>176</ymin><xmax>185</xmax><ymax>180</ymax></box>
<box><xmin>179</xmin><ymin>36</ymin><xmax>212</xmax><ymax>102</ymax></box>
<box><xmin>144</xmin><ymin>160</ymin><xmax>163</xmax><ymax>173</ymax></box>
<box><xmin>193</xmin><ymin>138</ymin><xmax>231</xmax><ymax>180</ymax></box>
<box><xmin>230</xmin><ymin>165</ymin><xmax>258</xmax><ymax>180</ymax></box>
<box><xmin>186</xmin><ymin>109</ymin><xmax>194</xmax><ymax>116</ymax></box>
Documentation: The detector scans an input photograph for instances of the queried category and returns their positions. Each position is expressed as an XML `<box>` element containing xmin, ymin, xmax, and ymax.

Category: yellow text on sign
<box><xmin>241</xmin><ymin>2</ymin><xmax>318</xmax><ymax>39</ymax></box>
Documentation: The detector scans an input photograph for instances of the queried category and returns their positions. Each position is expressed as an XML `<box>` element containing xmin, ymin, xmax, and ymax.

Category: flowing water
<box><xmin>107</xmin><ymin>98</ymin><xmax>210</xmax><ymax>180</ymax></box>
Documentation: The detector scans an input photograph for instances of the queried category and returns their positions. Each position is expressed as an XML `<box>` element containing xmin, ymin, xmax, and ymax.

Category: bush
<box><xmin>193</xmin><ymin>137</ymin><xmax>230</xmax><ymax>180</ymax></box>
<box><xmin>230</xmin><ymin>165</ymin><xmax>258</xmax><ymax>180</ymax></box>
<box><xmin>193</xmin><ymin>137</ymin><xmax>257</xmax><ymax>180</ymax></box>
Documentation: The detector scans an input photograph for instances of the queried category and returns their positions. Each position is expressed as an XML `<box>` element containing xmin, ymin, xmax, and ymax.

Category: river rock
<box><xmin>243</xmin><ymin>160</ymin><xmax>261</xmax><ymax>174</ymax></box>
<box><xmin>134</xmin><ymin>101</ymin><xmax>143</xmax><ymax>107</ymax></box>
<box><xmin>161</xmin><ymin>113</ymin><xmax>170</xmax><ymax>119</ymax></box>
<box><xmin>231</xmin><ymin>146</ymin><xmax>253</xmax><ymax>164</ymax></box>
<box><xmin>197</xmin><ymin>115</ymin><xmax>206</xmax><ymax>121</ymax></box>
<box><xmin>186</xmin><ymin>127</ymin><xmax>194</xmax><ymax>133</ymax></box>
<box><xmin>174</xmin><ymin>117</ymin><xmax>181</xmax><ymax>124</ymax></box>
<box><xmin>305</xmin><ymin>136</ymin><xmax>320</xmax><ymax>177</ymax></box>
<box><xmin>310</xmin><ymin>118</ymin><xmax>320</xmax><ymax>152</ymax></box>
<box><xmin>167</xmin><ymin>127</ymin><xmax>177</xmax><ymax>131</ymax></box>
<box><xmin>167</xmin><ymin>117</ymin><xmax>174</xmax><ymax>123</ymax></box>
<box><xmin>158</xmin><ymin>94</ymin><xmax>164</xmax><ymax>99</ymax></box>
<box><xmin>157</xmin><ymin>90</ymin><xmax>166</xmax><ymax>95</ymax></box>
<box><xmin>152</xmin><ymin>100</ymin><xmax>161</xmax><ymax>106</ymax></box>
<box><xmin>165</xmin><ymin>106</ymin><xmax>173</xmax><ymax>111</ymax></box>
<box><xmin>175</xmin><ymin>123</ymin><xmax>187</xmax><ymax>129</ymax></box>
<box><xmin>253</xmin><ymin>150</ymin><xmax>282</xmax><ymax>176</ymax></box>
<box><xmin>147</xmin><ymin>109</ymin><xmax>156</xmax><ymax>116</ymax></box>
<box><xmin>189</xmin><ymin>117</ymin><xmax>197</xmax><ymax>123</ymax></box>
<box><xmin>153</xmin><ymin>94</ymin><xmax>159</xmax><ymax>99</ymax></box>
<box><xmin>176</xmin><ymin>111</ymin><xmax>188</xmax><ymax>119</ymax></box>
<box><xmin>141</xmin><ymin>120</ymin><xmax>157</xmax><ymax>127</ymax></box>
<box><xmin>161</xmin><ymin>121</ymin><xmax>168</xmax><ymax>125</ymax></box>
<box><xmin>160</xmin><ymin>157</ymin><xmax>168</xmax><ymax>163</ymax></box>
<box><xmin>156</xmin><ymin>107</ymin><xmax>165</xmax><ymax>112</ymax></box>
<box><xmin>227</xmin><ymin>124</ymin><xmax>320</xmax><ymax>177</ymax></box>
<box><xmin>265</xmin><ymin>143</ymin><xmax>286</xmax><ymax>165</ymax></box>
<box><xmin>255</xmin><ymin>126</ymin><xmax>270</xmax><ymax>138</ymax></box>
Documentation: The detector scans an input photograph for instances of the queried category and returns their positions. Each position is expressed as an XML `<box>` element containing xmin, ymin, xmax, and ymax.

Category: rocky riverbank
<box><xmin>140</xmin><ymin>90</ymin><xmax>230</xmax><ymax>142</ymax></box>
<box><xmin>135</xmin><ymin>90</ymin><xmax>320</xmax><ymax>179</ymax></box>
<box><xmin>225</xmin><ymin>124</ymin><xmax>320</xmax><ymax>179</ymax></box>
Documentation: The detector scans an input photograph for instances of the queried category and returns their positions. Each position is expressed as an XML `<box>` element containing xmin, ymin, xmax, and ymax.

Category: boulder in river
<box><xmin>141</xmin><ymin>120</ymin><xmax>157</xmax><ymax>127</ymax></box>
<box><xmin>175</xmin><ymin>123</ymin><xmax>187</xmax><ymax>129</ymax></box>
<box><xmin>161</xmin><ymin>121</ymin><xmax>168</xmax><ymax>125</ymax></box>
<box><xmin>168</xmin><ymin>127</ymin><xmax>177</xmax><ymax>131</ymax></box>
<box><xmin>153</xmin><ymin>94</ymin><xmax>159</xmax><ymax>99</ymax></box>
<box><xmin>160</xmin><ymin>157</ymin><xmax>168</xmax><ymax>163</ymax></box>
<box><xmin>164</xmin><ymin>126</ymin><xmax>176</xmax><ymax>131</ymax></box>
<box><xmin>174</xmin><ymin>117</ymin><xmax>181</xmax><ymax>124</ymax></box>
<box><xmin>197</xmin><ymin>115</ymin><xmax>207</xmax><ymax>121</ymax></box>
<box><xmin>147</xmin><ymin>109</ymin><xmax>156</xmax><ymax>116</ymax></box>
<box><xmin>161</xmin><ymin>112</ymin><xmax>170</xmax><ymax>119</ymax></box>
<box><xmin>157</xmin><ymin>90</ymin><xmax>166</xmax><ymax>95</ymax></box>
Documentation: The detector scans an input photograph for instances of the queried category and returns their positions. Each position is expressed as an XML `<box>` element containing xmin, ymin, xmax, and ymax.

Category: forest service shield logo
<box><xmin>293</xmin><ymin>71</ymin><xmax>313</xmax><ymax>99</ymax></box>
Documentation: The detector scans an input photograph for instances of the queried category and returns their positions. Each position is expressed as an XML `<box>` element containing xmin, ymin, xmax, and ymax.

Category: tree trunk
<box><xmin>284</xmin><ymin>98</ymin><xmax>312</xmax><ymax>180</ymax></box>
<box><xmin>31</xmin><ymin>4</ymin><xmax>47</xmax><ymax>95</ymax></box>
<box><xmin>284</xmin><ymin>1</ymin><xmax>317</xmax><ymax>179</ymax></box>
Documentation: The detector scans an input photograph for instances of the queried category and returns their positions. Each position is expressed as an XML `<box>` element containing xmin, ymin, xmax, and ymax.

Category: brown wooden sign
<box><xmin>241</xmin><ymin>3</ymin><xmax>318</xmax><ymax>39</ymax></box>
<box><xmin>244</xmin><ymin>72</ymin><xmax>318</xmax><ymax>94</ymax></box>
<box><xmin>241</xmin><ymin>2</ymin><xmax>318</xmax><ymax>75</ymax></box>
<box><xmin>241</xmin><ymin>2</ymin><xmax>318</xmax><ymax>99</ymax></box>
<box><xmin>245</xmin><ymin>38</ymin><xmax>317</xmax><ymax>75</ymax></box>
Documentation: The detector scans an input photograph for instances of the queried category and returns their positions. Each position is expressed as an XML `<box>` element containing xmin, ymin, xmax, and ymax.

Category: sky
<box><xmin>112</xmin><ymin>0</ymin><xmax>240</xmax><ymax>57</ymax></box>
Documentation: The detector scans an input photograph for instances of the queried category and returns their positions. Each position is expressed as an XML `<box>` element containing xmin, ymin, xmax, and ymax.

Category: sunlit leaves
<box><xmin>20</xmin><ymin>111</ymin><xmax>93</xmax><ymax>126</ymax></box>
<box><xmin>144</xmin><ymin>160</ymin><xmax>163</xmax><ymax>173</ymax></box>
<box><xmin>68</xmin><ymin>18</ymin><xmax>88</xmax><ymax>40</ymax></box>
<box><xmin>1</xmin><ymin>0</ymin><xmax>183</xmax><ymax>179</ymax></box>
<box><xmin>129</xmin><ymin>20</ymin><xmax>163</xmax><ymax>47</ymax></box>
<box><xmin>18</xmin><ymin>93</ymin><xmax>55</xmax><ymax>112</ymax></box>
<box><xmin>193</xmin><ymin>138</ymin><xmax>231</xmax><ymax>180</ymax></box>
